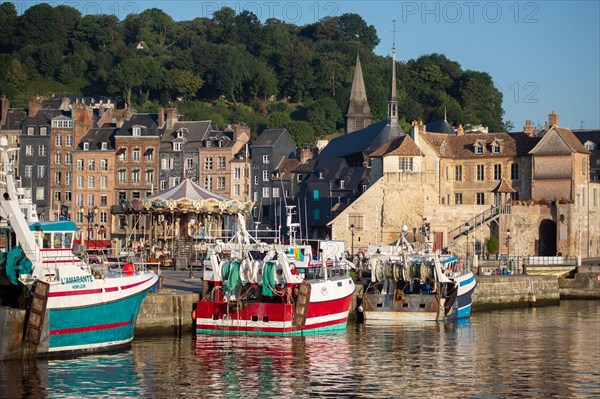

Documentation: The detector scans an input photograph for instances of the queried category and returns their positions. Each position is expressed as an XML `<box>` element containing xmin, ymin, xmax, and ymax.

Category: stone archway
<box><xmin>538</xmin><ymin>219</ymin><xmax>557</xmax><ymax>256</ymax></box>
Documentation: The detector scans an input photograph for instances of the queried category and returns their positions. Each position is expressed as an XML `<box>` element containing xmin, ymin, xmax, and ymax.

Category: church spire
<box><xmin>387</xmin><ymin>19</ymin><xmax>399</xmax><ymax>127</ymax></box>
<box><xmin>345</xmin><ymin>53</ymin><xmax>372</xmax><ymax>134</ymax></box>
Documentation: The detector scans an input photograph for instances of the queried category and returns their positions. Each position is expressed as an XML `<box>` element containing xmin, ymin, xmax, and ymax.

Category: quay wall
<box><xmin>558</xmin><ymin>273</ymin><xmax>600</xmax><ymax>299</ymax></box>
<box><xmin>0</xmin><ymin>307</ymin><xmax>26</xmax><ymax>360</ymax></box>
<box><xmin>472</xmin><ymin>275</ymin><xmax>560</xmax><ymax>309</ymax></box>
<box><xmin>136</xmin><ymin>290</ymin><xmax>199</xmax><ymax>333</ymax></box>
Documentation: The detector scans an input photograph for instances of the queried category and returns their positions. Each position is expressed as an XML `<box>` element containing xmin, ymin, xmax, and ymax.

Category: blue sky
<box><xmin>18</xmin><ymin>1</ymin><xmax>600</xmax><ymax>130</ymax></box>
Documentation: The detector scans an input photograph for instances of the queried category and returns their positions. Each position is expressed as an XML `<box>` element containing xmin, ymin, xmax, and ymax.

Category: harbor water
<box><xmin>1</xmin><ymin>300</ymin><xmax>598</xmax><ymax>398</ymax></box>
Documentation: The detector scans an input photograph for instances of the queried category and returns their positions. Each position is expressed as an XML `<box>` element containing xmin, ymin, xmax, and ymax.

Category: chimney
<box><xmin>417</xmin><ymin>120</ymin><xmax>426</xmax><ymax>135</ymax></box>
<box><xmin>158</xmin><ymin>107</ymin><xmax>165</xmax><ymax>128</ymax></box>
<box><xmin>0</xmin><ymin>95</ymin><xmax>9</xmax><ymax>127</ymax></box>
<box><xmin>60</xmin><ymin>97</ymin><xmax>71</xmax><ymax>111</ymax></box>
<box><xmin>231</xmin><ymin>121</ymin><xmax>250</xmax><ymax>142</ymax></box>
<box><xmin>457</xmin><ymin>124</ymin><xmax>464</xmax><ymax>136</ymax></box>
<box><xmin>548</xmin><ymin>110</ymin><xmax>558</xmax><ymax>127</ymax></box>
<box><xmin>28</xmin><ymin>97</ymin><xmax>43</xmax><ymax>117</ymax></box>
<box><xmin>166</xmin><ymin>106</ymin><xmax>178</xmax><ymax>129</ymax></box>
<box><xmin>524</xmin><ymin>119</ymin><xmax>535</xmax><ymax>137</ymax></box>
<box><xmin>97</xmin><ymin>107</ymin><xmax>113</xmax><ymax>127</ymax></box>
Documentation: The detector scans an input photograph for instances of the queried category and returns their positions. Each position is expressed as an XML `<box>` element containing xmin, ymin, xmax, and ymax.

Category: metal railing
<box><xmin>448</xmin><ymin>204</ymin><xmax>511</xmax><ymax>240</ymax></box>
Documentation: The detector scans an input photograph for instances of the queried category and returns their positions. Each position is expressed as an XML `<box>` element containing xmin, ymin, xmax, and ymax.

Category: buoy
<box><xmin>191</xmin><ymin>309</ymin><xmax>196</xmax><ymax>320</ymax></box>
<box><xmin>124</xmin><ymin>263</ymin><xmax>135</xmax><ymax>275</ymax></box>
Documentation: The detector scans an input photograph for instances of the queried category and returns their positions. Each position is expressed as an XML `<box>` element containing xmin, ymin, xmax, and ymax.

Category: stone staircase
<box><xmin>448</xmin><ymin>204</ymin><xmax>511</xmax><ymax>242</ymax></box>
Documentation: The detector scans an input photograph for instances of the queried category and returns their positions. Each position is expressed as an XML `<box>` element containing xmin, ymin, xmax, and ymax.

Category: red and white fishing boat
<box><xmin>194</xmin><ymin>212</ymin><xmax>355</xmax><ymax>336</ymax></box>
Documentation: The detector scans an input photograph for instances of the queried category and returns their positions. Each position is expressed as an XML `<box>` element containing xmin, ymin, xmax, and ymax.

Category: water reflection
<box><xmin>0</xmin><ymin>301</ymin><xmax>598</xmax><ymax>398</ymax></box>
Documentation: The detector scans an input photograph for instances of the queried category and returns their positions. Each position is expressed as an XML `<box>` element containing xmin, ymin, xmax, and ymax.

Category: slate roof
<box><xmin>492</xmin><ymin>178</ymin><xmax>517</xmax><ymax>193</ymax></box>
<box><xmin>369</xmin><ymin>135</ymin><xmax>424</xmax><ymax>157</ymax></box>
<box><xmin>1</xmin><ymin>108</ymin><xmax>27</xmax><ymax>130</ymax></box>
<box><xmin>425</xmin><ymin>118</ymin><xmax>455</xmax><ymax>134</ymax></box>
<box><xmin>23</xmin><ymin>109</ymin><xmax>67</xmax><ymax>127</ymax></box>
<box><xmin>421</xmin><ymin>132</ymin><xmax>521</xmax><ymax>158</ymax></box>
<box><xmin>147</xmin><ymin>178</ymin><xmax>230</xmax><ymax>201</ymax></box>
<box><xmin>81</xmin><ymin>127</ymin><xmax>117</xmax><ymax>150</ymax></box>
<box><xmin>159</xmin><ymin>120</ymin><xmax>212</xmax><ymax>152</ymax></box>
<box><xmin>253</xmin><ymin>129</ymin><xmax>287</xmax><ymax>147</ymax></box>
<box><xmin>274</xmin><ymin>157</ymin><xmax>300</xmax><ymax>181</ymax></box>
<box><xmin>318</xmin><ymin>120</ymin><xmax>404</xmax><ymax>159</ymax></box>
<box><xmin>116</xmin><ymin>113</ymin><xmax>162</xmax><ymax>136</ymax></box>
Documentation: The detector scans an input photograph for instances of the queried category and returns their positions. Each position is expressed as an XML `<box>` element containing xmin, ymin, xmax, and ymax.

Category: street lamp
<box><xmin>80</xmin><ymin>205</ymin><xmax>98</xmax><ymax>249</ymax></box>
<box><xmin>506</xmin><ymin>228</ymin><xmax>511</xmax><ymax>269</ymax></box>
<box><xmin>350</xmin><ymin>223</ymin><xmax>355</xmax><ymax>262</ymax></box>
<box><xmin>465</xmin><ymin>222</ymin><xmax>470</xmax><ymax>265</ymax></box>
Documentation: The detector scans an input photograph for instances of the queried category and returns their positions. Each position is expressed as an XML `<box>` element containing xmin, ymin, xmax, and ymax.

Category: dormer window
<box><xmin>176</xmin><ymin>129</ymin><xmax>185</xmax><ymax>138</ymax></box>
<box><xmin>101</xmin><ymin>142</ymin><xmax>108</xmax><ymax>150</ymax></box>
<box><xmin>491</xmin><ymin>144</ymin><xmax>501</xmax><ymax>154</ymax></box>
<box><xmin>217</xmin><ymin>140</ymin><xmax>223</xmax><ymax>147</ymax></box>
<box><xmin>340</xmin><ymin>179</ymin><xmax>345</xmax><ymax>189</ymax></box>
<box><xmin>132</xmin><ymin>127</ymin><xmax>141</xmax><ymax>136</ymax></box>
<box><xmin>440</xmin><ymin>142</ymin><xmax>446</xmax><ymax>155</ymax></box>
<box><xmin>474</xmin><ymin>143</ymin><xmax>483</xmax><ymax>155</ymax></box>
<box><xmin>319</xmin><ymin>171</ymin><xmax>324</xmax><ymax>179</ymax></box>
<box><xmin>173</xmin><ymin>142</ymin><xmax>183</xmax><ymax>151</ymax></box>
<box><xmin>83</xmin><ymin>142</ymin><xmax>89</xmax><ymax>151</ymax></box>
<box><xmin>584</xmin><ymin>141</ymin><xmax>595</xmax><ymax>151</ymax></box>
<box><xmin>263</xmin><ymin>155</ymin><xmax>270</xmax><ymax>164</ymax></box>
<box><xmin>205</xmin><ymin>140</ymin><xmax>212</xmax><ymax>148</ymax></box>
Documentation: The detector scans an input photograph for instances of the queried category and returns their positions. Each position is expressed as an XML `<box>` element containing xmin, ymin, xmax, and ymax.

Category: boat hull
<box><xmin>42</xmin><ymin>272</ymin><xmax>158</xmax><ymax>355</ymax></box>
<box><xmin>195</xmin><ymin>277</ymin><xmax>355</xmax><ymax>336</ymax></box>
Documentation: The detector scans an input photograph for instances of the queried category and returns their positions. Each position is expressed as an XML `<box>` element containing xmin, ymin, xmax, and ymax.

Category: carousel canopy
<box><xmin>147</xmin><ymin>178</ymin><xmax>229</xmax><ymax>202</ymax></box>
<box><xmin>131</xmin><ymin>178</ymin><xmax>253</xmax><ymax>215</ymax></box>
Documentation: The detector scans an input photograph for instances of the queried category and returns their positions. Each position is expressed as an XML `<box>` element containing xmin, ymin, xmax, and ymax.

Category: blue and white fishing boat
<box><xmin>361</xmin><ymin>237</ymin><xmax>476</xmax><ymax>322</ymax></box>
<box><xmin>0</xmin><ymin>138</ymin><xmax>158</xmax><ymax>359</ymax></box>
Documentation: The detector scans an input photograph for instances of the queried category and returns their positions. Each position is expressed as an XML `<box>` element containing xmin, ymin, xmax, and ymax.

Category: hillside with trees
<box><xmin>0</xmin><ymin>3</ymin><xmax>506</xmax><ymax>144</ymax></box>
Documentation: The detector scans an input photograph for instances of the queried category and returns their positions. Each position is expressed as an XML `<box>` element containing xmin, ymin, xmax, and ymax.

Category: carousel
<box><xmin>124</xmin><ymin>179</ymin><xmax>253</xmax><ymax>269</ymax></box>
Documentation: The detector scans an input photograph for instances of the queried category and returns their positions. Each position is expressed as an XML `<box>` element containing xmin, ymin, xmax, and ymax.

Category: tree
<box><xmin>337</xmin><ymin>13</ymin><xmax>380</xmax><ymax>50</ymax></box>
<box><xmin>18</xmin><ymin>3</ymin><xmax>61</xmax><ymax>47</ymax></box>
<box><xmin>108</xmin><ymin>58</ymin><xmax>144</xmax><ymax>106</ymax></box>
<box><xmin>306</xmin><ymin>97</ymin><xmax>341</xmax><ymax>136</ymax></box>
<box><xmin>167</xmin><ymin>69</ymin><xmax>203</xmax><ymax>100</ymax></box>
<box><xmin>4</xmin><ymin>58</ymin><xmax>28</xmax><ymax>85</ymax></box>
<box><xmin>0</xmin><ymin>2</ymin><xmax>17</xmax><ymax>52</ymax></box>
<box><xmin>458</xmin><ymin>71</ymin><xmax>503</xmax><ymax>131</ymax></box>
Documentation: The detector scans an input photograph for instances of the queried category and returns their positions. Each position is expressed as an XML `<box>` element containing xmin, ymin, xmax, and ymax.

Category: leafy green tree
<box><xmin>108</xmin><ymin>58</ymin><xmax>144</xmax><ymax>106</ymax></box>
<box><xmin>267</xmin><ymin>111</ymin><xmax>291</xmax><ymax>128</ymax></box>
<box><xmin>0</xmin><ymin>2</ymin><xmax>17</xmax><ymax>52</ymax></box>
<box><xmin>55</xmin><ymin>5</ymin><xmax>81</xmax><ymax>50</ymax></box>
<box><xmin>18</xmin><ymin>3</ymin><xmax>61</xmax><ymax>47</ymax></box>
<box><xmin>337</xmin><ymin>13</ymin><xmax>380</xmax><ymax>50</ymax></box>
<box><xmin>306</xmin><ymin>97</ymin><xmax>341</xmax><ymax>136</ymax></box>
<box><xmin>4</xmin><ymin>58</ymin><xmax>28</xmax><ymax>85</ymax></box>
<box><xmin>458</xmin><ymin>71</ymin><xmax>503</xmax><ymax>131</ymax></box>
<box><xmin>278</xmin><ymin>41</ymin><xmax>315</xmax><ymax>101</ymax></box>
<box><xmin>73</xmin><ymin>15</ymin><xmax>119</xmax><ymax>50</ymax></box>
<box><xmin>286</xmin><ymin>120</ymin><xmax>315</xmax><ymax>146</ymax></box>
<box><xmin>166</xmin><ymin>69</ymin><xmax>203</xmax><ymax>100</ymax></box>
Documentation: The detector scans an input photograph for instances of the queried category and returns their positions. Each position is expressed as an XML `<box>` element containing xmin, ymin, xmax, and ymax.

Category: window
<box><xmin>474</xmin><ymin>144</ymin><xmax>483</xmax><ymax>155</ymax></box>
<box><xmin>25</xmin><ymin>145</ymin><xmax>33</xmax><ymax>156</ymax></box>
<box><xmin>132</xmin><ymin>127</ymin><xmax>141</xmax><ymax>136</ymax></box>
<box><xmin>76</xmin><ymin>194</ymin><xmax>83</xmax><ymax>207</ymax></box>
<box><xmin>76</xmin><ymin>212</ymin><xmax>83</xmax><ymax>223</ymax></box>
<box><xmin>173</xmin><ymin>142</ymin><xmax>182</xmax><ymax>151</ymax></box>
<box><xmin>314</xmin><ymin>208</ymin><xmax>320</xmax><ymax>221</ymax></box>
<box><xmin>159</xmin><ymin>180</ymin><xmax>166</xmax><ymax>190</ymax></box>
<box><xmin>445</xmin><ymin>165</ymin><xmax>449</xmax><ymax>181</ymax></box>
<box><xmin>101</xmin><ymin>176</ymin><xmax>107</xmax><ymax>189</ymax></box>
<box><xmin>494</xmin><ymin>164</ymin><xmax>502</xmax><ymax>180</ymax></box>
<box><xmin>454</xmin><ymin>193</ymin><xmax>463</xmax><ymax>205</ymax></box>
<box><xmin>492</xmin><ymin>144</ymin><xmax>501</xmax><ymax>154</ymax></box>
<box><xmin>313</xmin><ymin>189</ymin><xmax>320</xmax><ymax>202</ymax></box>
<box><xmin>100</xmin><ymin>195</ymin><xmax>107</xmax><ymax>206</ymax></box>
<box><xmin>455</xmin><ymin>165</ymin><xmax>462</xmax><ymax>181</ymax></box>
<box><xmin>132</xmin><ymin>170</ymin><xmax>140</xmax><ymax>183</ymax></box>
<box><xmin>55</xmin><ymin>154</ymin><xmax>61</xmax><ymax>164</ymax></box>
<box><xmin>297</xmin><ymin>174</ymin><xmax>303</xmax><ymax>182</ymax></box>
<box><xmin>582</xmin><ymin>188</ymin><xmax>586</xmax><ymax>206</ymax></box>
<box><xmin>593</xmin><ymin>188</ymin><xmax>597</xmax><ymax>207</ymax></box>
<box><xmin>145</xmin><ymin>170</ymin><xmax>154</xmax><ymax>183</ymax></box>
<box><xmin>65</xmin><ymin>136</ymin><xmax>72</xmax><ymax>147</ymax></box>
<box><xmin>101</xmin><ymin>159</ymin><xmax>108</xmax><ymax>171</ymax></box>
<box><xmin>54</xmin><ymin>172</ymin><xmax>61</xmax><ymax>185</ymax></box>
<box><xmin>511</xmin><ymin>163</ymin><xmax>519</xmax><ymax>180</ymax></box>
<box><xmin>25</xmin><ymin>165</ymin><xmax>32</xmax><ymax>178</ymax></box>
<box><xmin>145</xmin><ymin>148</ymin><xmax>154</xmax><ymax>161</ymax></box>
<box><xmin>83</xmin><ymin>142</ymin><xmax>89</xmax><ymax>151</ymax></box>
<box><xmin>36</xmin><ymin>187</ymin><xmax>44</xmax><ymax>200</ymax></box>
<box><xmin>87</xmin><ymin>194</ymin><xmax>94</xmax><ymax>207</ymax></box>
<box><xmin>218</xmin><ymin>157</ymin><xmax>226</xmax><ymax>170</ymax></box>
<box><xmin>161</xmin><ymin>158</ymin><xmax>174</xmax><ymax>170</ymax></box>
<box><xmin>477</xmin><ymin>165</ymin><xmax>485</xmax><ymax>181</ymax></box>
<box><xmin>217</xmin><ymin>177</ymin><xmax>225</xmax><ymax>191</ymax></box>
<box><xmin>77</xmin><ymin>176</ymin><xmax>84</xmax><ymax>188</ymax></box>
<box><xmin>118</xmin><ymin>192</ymin><xmax>126</xmax><ymax>201</ymax></box>
<box><xmin>254</xmin><ymin>176</ymin><xmax>259</xmax><ymax>185</ymax></box>
<box><xmin>52</xmin><ymin>119</ymin><xmax>73</xmax><ymax>128</ymax></box>
<box><xmin>88</xmin><ymin>159</ymin><xmax>95</xmax><ymax>171</ymax></box>
<box><xmin>262</xmin><ymin>155</ymin><xmax>270</xmax><ymax>164</ymax></box>
<box><xmin>262</xmin><ymin>170</ymin><xmax>269</xmax><ymax>182</ymax></box>
<box><xmin>37</xmin><ymin>165</ymin><xmax>45</xmax><ymax>178</ymax></box>
<box><xmin>476</xmin><ymin>193</ymin><xmax>485</xmax><ymax>205</ymax></box>
<box><xmin>118</xmin><ymin>169</ymin><xmax>126</xmax><ymax>183</ymax></box>
<box><xmin>234</xmin><ymin>168</ymin><xmax>241</xmax><ymax>180</ymax></box>
<box><xmin>399</xmin><ymin>158</ymin><xmax>413</xmax><ymax>172</ymax></box>
<box><xmin>88</xmin><ymin>176</ymin><xmax>95</xmax><ymax>188</ymax></box>
<box><xmin>340</xmin><ymin>179</ymin><xmax>345</xmax><ymax>189</ymax></box>
<box><xmin>204</xmin><ymin>176</ymin><xmax>212</xmax><ymax>190</ymax></box>
<box><xmin>262</xmin><ymin>187</ymin><xmax>270</xmax><ymax>198</ymax></box>
<box><xmin>101</xmin><ymin>142</ymin><xmax>108</xmax><ymax>150</ymax></box>
<box><xmin>100</xmin><ymin>212</ymin><xmax>107</xmax><ymax>223</ymax></box>
<box><xmin>273</xmin><ymin>187</ymin><xmax>280</xmax><ymax>198</ymax></box>
<box><xmin>133</xmin><ymin>148</ymin><xmax>141</xmax><ymax>161</ymax></box>
<box><xmin>55</xmin><ymin>136</ymin><xmax>62</xmax><ymax>146</ymax></box>
<box><xmin>65</xmin><ymin>153</ymin><xmax>72</xmax><ymax>164</ymax></box>
<box><xmin>38</xmin><ymin>145</ymin><xmax>46</xmax><ymax>156</ymax></box>
<box><xmin>204</xmin><ymin>157</ymin><xmax>213</xmax><ymax>170</ymax></box>
<box><xmin>76</xmin><ymin>159</ymin><xmax>83</xmax><ymax>171</ymax></box>
<box><xmin>582</xmin><ymin>158</ymin><xmax>586</xmax><ymax>175</ymax></box>
<box><xmin>253</xmin><ymin>192</ymin><xmax>258</xmax><ymax>202</ymax></box>
<box><xmin>53</xmin><ymin>191</ymin><xmax>61</xmax><ymax>201</ymax></box>
<box><xmin>234</xmin><ymin>185</ymin><xmax>240</xmax><ymax>196</ymax></box>
<box><xmin>27</xmin><ymin>127</ymin><xmax>34</xmax><ymax>135</ymax></box>
<box><xmin>65</xmin><ymin>172</ymin><xmax>72</xmax><ymax>185</ymax></box>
